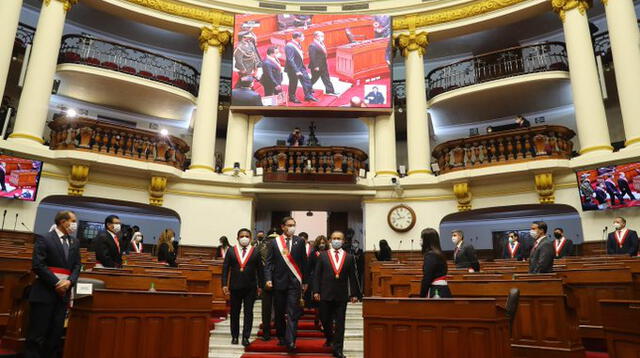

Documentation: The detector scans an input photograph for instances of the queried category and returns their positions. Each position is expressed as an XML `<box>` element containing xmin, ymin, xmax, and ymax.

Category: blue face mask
<box><xmin>331</xmin><ymin>240</ymin><xmax>343</xmax><ymax>250</ymax></box>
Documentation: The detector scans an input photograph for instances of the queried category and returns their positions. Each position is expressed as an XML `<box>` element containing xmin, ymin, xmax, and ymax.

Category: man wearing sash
<box><xmin>25</xmin><ymin>211</ymin><xmax>81</xmax><ymax>358</ymax></box>
<box><xmin>222</xmin><ymin>228</ymin><xmax>262</xmax><ymax>346</ymax></box>
<box><xmin>553</xmin><ymin>228</ymin><xmax>574</xmax><ymax>258</ymax></box>
<box><xmin>502</xmin><ymin>232</ymin><xmax>524</xmax><ymax>261</ymax></box>
<box><xmin>607</xmin><ymin>217</ymin><xmax>639</xmax><ymax>256</ymax></box>
<box><xmin>264</xmin><ymin>217</ymin><xmax>308</xmax><ymax>352</ymax></box>
<box><xmin>312</xmin><ymin>231</ymin><xmax>360</xmax><ymax>358</ymax></box>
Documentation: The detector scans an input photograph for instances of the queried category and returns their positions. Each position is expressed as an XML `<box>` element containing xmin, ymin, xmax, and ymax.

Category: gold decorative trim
<box><xmin>123</xmin><ymin>0</ymin><xmax>234</xmax><ymax>26</ymax></box>
<box><xmin>149</xmin><ymin>176</ymin><xmax>168</xmax><ymax>206</ymax></box>
<box><xmin>42</xmin><ymin>170</ymin><xmax>67</xmax><ymax>179</ymax></box>
<box><xmin>221</xmin><ymin>167</ymin><xmax>246</xmax><ymax>174</ymax></box>
<box><xmin>43</xmin><ymin>0</ymin><xmax>78</xmax><ymax>12</ymax></box>
<box><xmin>188</xmin><ymin>164</ymin><xmax>216</xmax><ymax>172</ymax></box>
<box><xmin>364</xmin><ymin>195</ymin><xmax>456</xmax><ymax>203</ymax></box>
<box><xmin>579</xmin><ymin>144</ymin><xmax>613</xmax><ymax>155</ymax></box>
<box><xmin>200</xmin><ymin>26</ymin><xmax>231</xmax><ymax>54</ymax></box>
<box><xmin>396</xmin><ymin>27</ymin><xmax>428</xmax><ymax>57</ymax></box>
<box><xmin>8</xmin><ymin>132</ymin><xmax>45</xmax><ymax>144</ymax></box>
<box><xmin>68</xmin><ymin>165</ymin><xmax>89</xmax><ymax>196</ymax></box>
<box><xmin>551</xmin><ymin>0</ymin><xmax>593</xmax><ymax>21</ymax></box>
<box><xmin>453</xmin><ymin>182</ymin><xmax>472</xmax><ymax>211</ymax></box>
<box><xmin>375</xmin><ymin>170</ymin><xmax>399</xmax><ymax>176</ymax></box>
<box><xmin>393</xmin><ymin>0</ymin><xmax>526</xmax><ymax>30</ymax></box>
<box><xmin>407</xmin><ymin>169</ymin><xmax>432</xmax><ymax>175</ymax></box>
<box><xmin>534</xmin><ymin>172</ymin><xmax>555</xmax><ymax>204</ymax></box>
<box><xmin>165</xmin><ymin>189</ymin><xmax>253</xmax><ymax>200</ymax></box>
<box><xmin>624</xmin><ymin>137</ymin><xmax>640</xmax><ymax>147</ymax></box>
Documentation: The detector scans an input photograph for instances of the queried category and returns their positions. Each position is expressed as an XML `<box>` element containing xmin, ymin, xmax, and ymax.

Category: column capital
<box><xmin>396</xmin><ymin>30</ymin><xmax>429</xmax><ymax>57</ymax></box>
<box><xmin>199</xmin><ymin>26</ymin><xmax>231</xmax><ymax>54</ymax></box>
<box><xmin>453</xmin><ymin>182</ymin><xmax>472</xmax><ymax>212</ymax></box>
<box><xmin>68</xmin><ymin>164</ymin><xmax>89</xmax><ymax>196</ymax></box>
<box><xmin>534</xmin><ymin>172</ymin><xmax>555</xmax><ymax>204</ymax></box>
<box><xmin>44</xmin><ymin>0</ymin><xmax>78</xmax><ymax>12</ymax></box>
<box><xmin>149</xmin><ymin>176</ymin><xmax>168</xmax><ymax>206</ymax></box>
<box><xmin>551</xmin><ymin>0</ymin><xmax>593</xmax><ymax>21</ymax></box>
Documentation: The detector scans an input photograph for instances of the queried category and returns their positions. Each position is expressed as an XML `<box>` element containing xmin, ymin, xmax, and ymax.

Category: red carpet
<box><xmin>585</xmin><ymin>352</ymin><xmax>608</xmax><ymax>358</ymax></box>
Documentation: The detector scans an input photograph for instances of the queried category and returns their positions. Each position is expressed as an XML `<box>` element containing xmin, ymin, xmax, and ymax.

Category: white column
<box><xmin>554</xmin><ymin>2</ymin><xmax>612</xmax><ymax>155</ymax></box>
<box><xmin>223</xmin><ymin>110</ymin><xmax>249</xmax><ymax>174</ymax></box>
<box><xmin>399</xmin><ymin>31</ymin><xmax>432</xmax><ymax>176</ymax></box>
<box><xmin>366</xmin><ymin>117</ymin><xmax>376</xmax><ymax>175</ymax></box>
<box><xmin>0</xmin><ymin>0</ymin><xmax>23</xmax><ymax>100</ymax></box>
<box><xmin>374</xmin><ymin>113</ymin><xmax>397</xmax><ymax>176</ymax></box>
<box><xmin>188</xmin><ymin>27</ymin><xmax>229</xmax><ymax>172</ymax></box>
<box><xmin>244</xmin><ymin>115</ymin><xmax>259</xmax><ymax>174</ymax></box>
<box><xmin>9</xmin><ymin>0</ymin><xmax>72</xmax><ymax>145</ymax></box>
<box><xmin>602</xmin><ymin>0</ymin><xmax>640</xmax><ymax>148</ymax></box>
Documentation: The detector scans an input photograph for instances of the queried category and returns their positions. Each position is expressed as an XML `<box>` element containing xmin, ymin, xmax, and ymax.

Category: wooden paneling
<box><xmin>600</xmin><ymin>300</ymin><xmax>640</xmax><ymax>358</ymax></box>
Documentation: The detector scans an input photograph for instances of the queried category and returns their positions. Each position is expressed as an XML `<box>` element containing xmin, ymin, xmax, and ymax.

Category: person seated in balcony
<box><xmin>232</xmin><ymin>76</ymin><xmax>262</xmax><ymax>106</ymax></box>
<box><xmin>287</xmin><ymin>128</ymin><xmax>305</xmax><ymax>147</ymax></box>
<box><xmin>365</xmin><ymin>86</ymin><xmax>385</xmax><ymax>105</ymax></box>
<box><xmin>261</xmin><ymin>46</ymin><xmax>284</xmax><ymax>97</ymax></box>
<box><xmin>515</xmin><ymin>115</ymin><xmax>531</xmax><ymax>128</ymax></box>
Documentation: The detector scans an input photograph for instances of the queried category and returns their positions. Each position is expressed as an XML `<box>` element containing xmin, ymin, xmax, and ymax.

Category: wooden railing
<box><xmin>255</xmin><ymin>146</ymin><xmax>368</xmax><ymax>183</ymax></box>
<box><xmin>432</xmin><ymin>125</ymin><xmax>575</xmax><ymax>174</ymax></box>
<box><xmin>48</xmin><ymin>116</ymin><xmax>190</xmax><ymax>170</ymax></box>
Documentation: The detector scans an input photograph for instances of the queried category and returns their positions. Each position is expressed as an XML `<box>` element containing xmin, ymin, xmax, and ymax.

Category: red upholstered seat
<box><xmin>85</xmin><ymin>57</ymin><xmax>100</xmax><ymax>65</ymax></box>
<box><xmin>101</xmin><ymin>61</ymin><xmax>118</xmax><ymax>70</ymax></box>
<box><xmin>138</xmin><ymin>70</ymin><xmax>154</xmax><ymax>78</ymax></box>
<box><xmin>120</xmin><ymin>66</ymin><xmax>136</xmax><ymax>74</ymax></box>
<box><xmin>171</xmin><ymin>79</ymin><xmax>188</xmax><ymax>90</ymax></box>
<box><xmin>62</xmin><ymin>52</ymin><xmax>81</xmax><ymax>62</ymax></box>
<box><xmin>155</xmin><ymin>75</ymin><xmax>171</xmax><ymax>83</ymax></box>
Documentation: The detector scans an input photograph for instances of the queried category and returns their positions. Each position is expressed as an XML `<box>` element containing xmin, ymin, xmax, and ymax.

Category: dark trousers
<box><xmin>606</xmin><ymin>188</ymin><xmax>625</xmax><ymax>204</ymax></box>
<box><xmin>286</xmin><ymin>70</ymin><xmax>313</xmax><ymax>100</ymax></box>
<box><xmin>274</xmin><ymin>286</ymin><xmax>303</xmax><ymax>345</ymax></box>
<box><xmin>620</xmin><ymin>185</ymin><xmax>636</xmax><ymax>200</ymax></box>
<box><xmin>230</xmin><ymin>287</ymin><xmax>257</xmax><ymax>339</ymax></box>
<box><xmin>24</xmin><ymin>300</ymin><xmax>66</xmax><ymax>358</ymax></box>
<box><xmin>0</xmin><ymin>175</ymin><xmax>6</xmax><ymax>191</ymax></box>
<box><xmin>261</xmin><ymin>288</ymin><xmax>274</xmax><ymax>336</ymax></box>
<box><xmin>310</xmin><ymin>67</ymin><xmax>334</xmax><ymax>93</ymax></box>
<box><xmin>319</xmin><ymin>300</ymin><xmax>347</xmax><ymax>354</ymax></box>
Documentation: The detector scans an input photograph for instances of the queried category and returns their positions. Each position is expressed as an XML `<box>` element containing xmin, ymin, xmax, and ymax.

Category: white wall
<box><xmin>292</xmin><ymin>211</ymin><xmax>328</xmax><ymax>240</ymax></box>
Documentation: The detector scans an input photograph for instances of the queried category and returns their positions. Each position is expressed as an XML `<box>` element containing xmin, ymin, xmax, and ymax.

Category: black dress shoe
<box><xmin>287</xmin><ymin>344</ymin><xmax>297</xmax><ymax>352</ymax></box>
<box><xmin>242</xmin><ymin>337</ymin><xmax>250</xmax><ymax>347</ymax></box>
<box><xmin>289</xmin><ymin>98</ymin><xmax>301</xmax><ymax>104</ymax></box>
<box><xmin>231</xmin><ymin>337</ymin><xmax>239</xmax><ymax>345</ymax></box>
<box><xmin>305</xmin><ymin>96</ymin><xmax>319</xmax><ymax>102</ymax></box>
<box><xmin>277</xmin><ymin>338</ymin><xmax>287</xmax><ymax>346</ymax></box>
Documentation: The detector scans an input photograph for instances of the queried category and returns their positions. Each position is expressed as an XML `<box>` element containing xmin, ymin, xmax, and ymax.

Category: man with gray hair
<box><xmin>451</xmin><ymin>229</ymin><xmax>480</xmax><ymax>272</ymax></box>
<box><xmin>308</xmin><ymin>31</ymin><xmax>336</xmax><ymax>95</ymax></box>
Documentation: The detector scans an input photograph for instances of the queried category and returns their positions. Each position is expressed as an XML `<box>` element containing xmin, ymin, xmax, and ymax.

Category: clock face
<box><xmin>388</xmin><ymin>205</ymin><xmax>416</xmax><ymax>232</ymax></box>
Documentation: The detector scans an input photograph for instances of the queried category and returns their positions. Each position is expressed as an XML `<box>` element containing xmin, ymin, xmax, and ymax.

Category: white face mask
<box><xmin>331</xmin><ymin>240</ymin><xmax>343</xmax><ymax>250</ymax></box>
<box><xmin>529</xmin><ymin>229</ymin><xmax>538</xmax><ymax>239</ymax></box>
<box><xmin>508</xmin><ymin>237</ymin><xmax>515</xmax><ymax>243</ymax></box>
<box><xmin>239</xmin><ymin>237</ymin><xmax>251</xmax><ymax>247</ymax></box>
<box><xmin>286</xmin><ymin>226</ymin><xmax>296</xmax><ymax>236</ymax></box>
<box><xmin>135</xmin><ymin>236</ymin><xmax>142</xmax><ymax>242</ymax></box>
<box><xmin>451</xmin><ymin>237</ymin><xmax>458</xmax><ymax>245</ymax></box>
<box><xmin>68</xmin><ymin>222</ymin><xmax>78</xmax><ymax>234</ymax></box>
<box><xmin>112</xmin><ymin>224</ymin><xmax>121</xmax><ymax>233</ymax></box>
<box><xmin>614</xmin><ymin>223</ymin><xmax>622</xmax><ymax>230</ymax></box>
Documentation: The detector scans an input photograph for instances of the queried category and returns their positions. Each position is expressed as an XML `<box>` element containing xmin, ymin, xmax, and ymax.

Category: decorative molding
<box><xmin>7</xmin><ymin>132</ymin><xmax>45</xmax><ymax>144</ymax></box>
<box><xmin>44</xmin><ymin>0</ymin><xmax>79</xmax><ymax>12</ymax></box>
<box><xmin>68</xmin><ymin>165</ymin><xmax>89</xmax><ymax>196</ymax></box>
<box><xmin>624</xmin><ymin>137</ymin><xmax>640</xmax><ymax>147</ymax></box>
<box><xmin>122</xmin><ymin>0</ymin><xmax>234</xmax><ymax>26</ymax></box>
<box><xmin>551</xmin><ymin>0</ymin><xmax>593</xmax><ymax>21</ymax></box>
<box><xmin>149</xmin><ymin>176</ymin><xmax>168</xmax><ymax>206</ymax></box>
<box><xmin>534</xmin><ymin>173</ymin><xmax>555</xmax><ymax>204</ymax></box>
<box><xmin>396</xmin><ymin>27</ymin><xmax>429</xmax><ymax>57</ymax></box>
<box><xmin>375</xmin><ymin>170</ymin><xmax>399</xmax><ymax>176</ymax></box>
<box><xmin>199</xmin><ymin>26</ymin><xmax>231</xmax><ymax>54</ymax></box>
<box><xmin>392</xmin><ymin>0</ymin><xmax>526</xmax><ymax>30</ymax></box>
<box><xmin>453</xmin><ymin>182</ymin><xmax>472</xmax><ymax>211</ymax></box>
<box><xmin>188</xmin><ymin>164</ymin><xmax>216</xmax><ymax>172</ymax></box>
<box><xmin>407</xmin><ymin>169</ymin><xmax>432</xmax><ymax>175</ymax></box>
<box><xmin>578</xmin><ymin>144</ymin><xmax>613</xmax><ymax>155</ymax></box>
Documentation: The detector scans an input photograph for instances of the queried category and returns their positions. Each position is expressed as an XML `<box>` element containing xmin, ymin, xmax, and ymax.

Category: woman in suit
<box><xmin>419</xmin><ymin>228</ymin><xmax>452</xmax><ymax>298</ymax></box>
<box><xmin>157</xmin><ymin>229</ymin><xmax>177</xmax><ymax>267</ymax></box>
<box><xmin>217</xmin><ymin>236</ymin><xmax>231</xmax><ymax>259</ymax></box>
<box><xmin>374</xmin><ymin>239</ymin><xmax>392</xmax><ymax>261</ymax></box>
<box><xmin>129</xmin><ymin>232</ymin><xmax>144</xmax><ymax>254</ymax></box>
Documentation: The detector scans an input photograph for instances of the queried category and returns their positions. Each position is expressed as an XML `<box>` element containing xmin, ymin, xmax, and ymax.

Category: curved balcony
<box><xmin>255</xmin><ymin>146</ymin><xmax>368</xmax><ymax>184</ymax></box>
<box><xmin>432</xmin><ymin>125</ymin><xmax>575</xmax><ymax>175</ymax></box>
<box><xmin>48</xmin><ymin>116</ymin><xmax>190</xmax><ymax>170</ymax></box>
<box><xmin>15</xmin><ymin>23</ymin><xmax>35</xmax><ymax>49</ymax></box>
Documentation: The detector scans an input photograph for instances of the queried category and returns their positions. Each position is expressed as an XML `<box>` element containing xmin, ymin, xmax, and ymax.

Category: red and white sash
<box><xmin>508</xmin><ymin>242</ymin><xmax>520</xmax><ymax>259</ymax></box>
<box><xmin>234</xmin><ymin>245</ymin><xmax>254</xmax><ymax>272</ymax></box>
<box><xmin>615</xmin><ymin>229</ymin><xmax>629</xmax><ymax>248</ymax></box>
<box><xmin>313</xmin><ymin>39</ymin><xmax>327</xmax><ymax>54</ymax></box>
<box><xmin>554</xmin><ymin>238</ymin><xmax>567</xmax><ymax>257</ymax></box>
<box><xmin>49</xmin><ymin>267</ymin><xmax>71</xmax><ymax>281</ymax></box>
<box><xmin>275</xmin><ymin>235</ymin><xmax>302</xmax><ymax>283</ymax></box>
<box><xmin>288</xmin><ymin>41</ymin><xmax>304</xmax><ymax>60</ymax></box>
<box><xmin>306</xmin><ymin>243</ymin><xmax>311</xmax><ymax>258</ymax></box>
<box><xmin>131</xmin><ymin>241</ymin><xmax>142</xmax><ymax>253</ymax></box>
<box><xmin>328</xmin><ymin>249</ymin><xmax>346</xmax><ymax>279</ymax></box>
<box><xmin>220</xmin><ymin>247</ymin><xmax>228</xmax><ymax>259</ymax></box>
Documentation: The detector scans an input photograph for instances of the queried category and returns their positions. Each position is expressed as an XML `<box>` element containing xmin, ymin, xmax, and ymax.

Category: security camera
<box><xmin>391</xmin><ymin>177</ymin><xmax>398</xmax><ymax>184</ymax></box>
<box><xmin>232</xmin><ymin>162</ymin><xmax>241</xmax><ymax>177</ymax></box>
<box><xmin>391</xmin><ymin>177</ymin><xmax>403</xmax><ymax>197</ymax></box>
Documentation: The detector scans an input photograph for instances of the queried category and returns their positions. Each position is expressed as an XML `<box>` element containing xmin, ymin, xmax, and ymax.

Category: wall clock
<box><xmin>387</xmin><ymin>204</ymin><xmax>416</xmax><ymax>232</ymax></box>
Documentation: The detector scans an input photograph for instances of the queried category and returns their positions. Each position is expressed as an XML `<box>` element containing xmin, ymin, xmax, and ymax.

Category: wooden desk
<box><xmin>64</xmin><ymin>289</ymin><xmax>212</xmax><ymax>358</ymax></box>
<box><xmin>335</xmin><ymin>38</ymin><xmax>389</xmax><ymax>82</ymax></box>
<box><xmin>364</xmin><ymin>297</ymin><xmax>511</xmax><ymax>358</ymax></box>
<box><xmin>600</xmin><ymin>299</ymin><xmax>640</xmax><ymax>358</ymax></box>
<box><xmin>79</xmin><ymin>271</ymin><xmax>188</xmax><ymax>292</ymax></box>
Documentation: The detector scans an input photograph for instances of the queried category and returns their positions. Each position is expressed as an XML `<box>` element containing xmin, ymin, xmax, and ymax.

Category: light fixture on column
<box><xmin>160</xmin><ymin>129</ymin><xmax>169</xmax><ymax>136</ymax></box>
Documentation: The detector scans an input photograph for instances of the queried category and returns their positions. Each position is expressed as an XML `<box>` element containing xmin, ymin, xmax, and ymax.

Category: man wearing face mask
<box><xmin>222</xmin><ymin>228</ymin><xmax>263</xmax><ymax>346</ymax></box>
<box><xmin>528</xmin><ymin>221</ymin><xmax>555</xmax><ymax>273</ymax></box>
<box><xmin>25</xmin><ymin>211</ymin><xmax>81</xmax><ymax>358</ymax></box>
<box><xmin>264</xmin><ymin>217</ymin><xmax>308</xmax><ymax>352</ymax></box>
<box><xmin>254</xmin><ymin>230</ymin><xmax>265</xmax><ymax>246</ymax></box>
<box><xmin>312</xmin><ymin>231</ymin><xmax>360</xmax><ymax>358</ymax></box>
<box><xmin>451</xmin><ymin>230</ymin><xmax>480</xmax><ymax>272</ymax></box>
<box><xmin>607</xmin><ymin>217</ymin><xmax>639</xmax><ymax>256</ymax></box>
<box><xmin>553</xmin><ymin>228</ymin><xmax>574</xmax><ymax>259</ymax></box>
<box><xmin>502</xmin><ymin>232</ymin><xmax>524</xmax><ymax>261</ymax></box>
<box><xmin>93</xmin><ymin>215</ymin><xmax>123</xmax><ymax>268</ymax></box>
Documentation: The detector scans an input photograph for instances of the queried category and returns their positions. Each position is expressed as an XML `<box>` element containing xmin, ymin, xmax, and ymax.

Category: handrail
<box><xmin>432</xmin><ymin>125</ymin><xmax>575</xmax><ymax>174</ymax></box>
<box><xmin>57</xmin><ymin>34</ymin><xmax>200</xmax><ymax>96</ymax></box>
<box><xmin>15</xmin><ymin>23</ymin><xmax>36</xmax><ymax>48</ymax></box>
<box><xmin>48</xmin><ymin>116</ymin><xmax>190</xmax><ymax>170</ymax></box>
<box><xmin>425</xmin><ymin>42</ymin><xmax>569</xmax><ymax>99</ymax></box>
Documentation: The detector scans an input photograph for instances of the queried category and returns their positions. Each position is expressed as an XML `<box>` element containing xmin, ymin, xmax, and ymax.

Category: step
<box><xmin>244</xmin><ymin>338</ymin><xmax>333</xmax><ymax>354</ymax></box>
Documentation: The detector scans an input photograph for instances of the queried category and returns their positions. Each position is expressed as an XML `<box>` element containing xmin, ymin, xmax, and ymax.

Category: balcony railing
<box><xmin>426</xmin><ymin>42</ymin><xmax>569</xmax><ymax>99</ymax></box>
<box><xmin>15</xmin><ymin>23</ymin><xmax>35</xmax><ymax>49</ymax></box>
<box><xmin>432</xmin><ymin>125</ymin><xmax>575</xmax><ymax>175</ymax></box>
<box><xmin>48</xmin><ymin>116</ymin><xmax>190</xmax><ymax>170</ymax></box>
<box><xmin>57</xmin><ymin>34</ymin><xmax>200</xmax><ymax>96</ymax></box>
<box><xmin>593</xmin><ymin>20</ymin><xmax>639</xmax><ymax>65</ymax></box>
<box><xmin>255</xmin><ymin>146</ymin><xmax>368</xmax><ymax>183</ymax></box>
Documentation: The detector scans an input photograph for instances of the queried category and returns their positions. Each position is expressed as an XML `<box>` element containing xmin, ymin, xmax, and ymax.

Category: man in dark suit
<box><xmin>264</xmin><ymin>216</ymin><xmax>308</xmax><ymax>352</ymax></box>
<box><xmin>25</xmin><ymin>211</ymin><xmax>81</xmax><ymax>358</ymax></box>
<box><xmin>528</xmin><ymin>221</ymin><xmax>555</xmax><ymax>273</ymax></box>
<box><xmin>604</xmin><ymin>175</ymin><xmax>625</xmax><ymax>206</ymax></box>
<box><xmin>607</xmin><ymin>216</ymin><xmax>639</xmax><ymax>256</ymax></box>
<box><xmin>451</xmin><ymin>230</ymin><xmax>480</xmax><ymax>272</ymax></box>
<box><xmin>285</xmin><ymin>32</ymin><xmax>317</xmax><ymax>103</ymax></box>
<box><xmin>617</xmin><ymin>172</ymin><xmax>636</xmax><ymax>200</ymax></box>
<box><xmin>232</xmin><ymin>76</ymin><xmax>262</xmax><ymax>106</ymax></box>
<box><xmin>309</xmin><ymin>31</ymin><xmax>336</xmax><ymax>95</ymax></box>
<box><xmin>552</xmin><ymin>228</ymin><xmax>574</xmax><ymax>258</ymax></box>
<box><xmin>222</xmin><ymin>228</ymin><xmax>263</xmax><ymax>346</ymax></box>
<box><xmin>0</xmin><ymin>161</ymin><xmax>6</xmax><ymax>191</ymax></box>
<box><xmin>93</xmin><ymin>214</ymin><xmax>123</xmax><ymax>268</ymax></box>
<box><xmin>502</xmin><ymin>231</ymin><xmax>525</xmax><ymax>261</ymax></box>
<box><xmin>365</xmin><ymin>86</ymin><xmax>385</xmax><ymax>105</ymax></box>
<box><xmin>594</xmin><ymin>182</ymin><xmax>608</xmax><ymax>205</ymax></box>
<box><xmin>261</xmin><ymin>46</ymin><xmax>284</xmax><ymax>97</ymax></box>
<box><xmin>313</xmin><ymin>231</ymin><xmax>360</xmax><ymax>358</ymax></box>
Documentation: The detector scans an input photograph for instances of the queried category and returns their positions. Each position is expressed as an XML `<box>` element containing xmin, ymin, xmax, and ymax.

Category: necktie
<box><xmin>335</xmin><ymin>250</ymin><xmax>340</xmax><ymax>263</ymax></box>
<box><xmin>62</xmin><ymin>235</ymin><xmax>69</xmax><ymax>261</ymax></box>
<box><xmin>242</xmin><ymin>247</ymin><xmax>247</xmax><ymax>259</ymax></box>
<box><xmin>286</xmin><ymin>238</ymin><xmax>291</xmax><ymax>251</ymax></box>
<box><xmin>113</xmin><ymin>235</ymin><xmax>121</xmax><ymax>252</ymax></box>
<box><xmin>454</xmin><ymin>247</ymin><xmax>460</xmax><ymax>259</ymax></box>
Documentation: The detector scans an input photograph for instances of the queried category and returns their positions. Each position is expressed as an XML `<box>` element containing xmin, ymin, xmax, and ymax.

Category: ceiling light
<box><xmin>66</xmin><ymin>108</ymin><xmax>77</xmax><ymax>118</ymax></box>
<box><xmin>160</xmin><ymin>129</ymin><xmax>169</xmax><ymax>136</ymax></box>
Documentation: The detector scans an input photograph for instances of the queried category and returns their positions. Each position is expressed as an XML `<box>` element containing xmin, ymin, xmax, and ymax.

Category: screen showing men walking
<box><xmin>577</xmin><ymin>162</ymin><xmax>640</xmax><ymax>211</ymax></box>
<box><xmin>0</xmin><ymin>154</ymin><xmax>43</xmax><ymax>202</ymax></box>
<box><xmin>231</xmin><ymin>14</ymin><xmax>392</xmax><ymax>108</ymax></box>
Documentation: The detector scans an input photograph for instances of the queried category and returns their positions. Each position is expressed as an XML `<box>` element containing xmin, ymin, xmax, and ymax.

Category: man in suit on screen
<box><xmin>232</xmin><ymin>76</ymin><xmax>263</xmax><ymax>106</ymax></box>
<box><xmin>309</xmin><ymin>31</ymin><xmax>336</xmax><ymax>95</ymax></box>
<box><xmin>261</xmin><ymin>46</ymin><xmax>284</xmax><ymax>97</ymax></box>
<box><xmin>0</xmin><ymin>161</ymin><xmax>6</xmax><ymax>192</ymax></box>
<box><xmin>285</xmin><ymin>32</ymin><xmax>317</xmax><ymax>103</ymax></box>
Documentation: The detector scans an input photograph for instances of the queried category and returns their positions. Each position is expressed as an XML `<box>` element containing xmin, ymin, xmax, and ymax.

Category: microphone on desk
<box><xmin>399</xmin><ymin>240</ymin><xmax>403</xmax><ymax>250</ymax></box>
<box><xmin>410</xmin><ymin>239</ymin><xmax>414</xmax><ymax>252</ymax></box>
<box><xmin>602</xmin><ymin>226</ymin><xmax>608</xmax><ymax>253</ymax></box>
<box><xmin>1</xmin><ymin>210</ymin><xmax>6</xmax><ymax>230</ymax></box>
<box><xmin>21</xmin><ymin>222</ymin><xmax>32</xmax><ymax>232</ymax></box>
<box><xmin>13</xmin><ymin>213</ymin><xmax>18</xmax><ymax>230</ymax></box>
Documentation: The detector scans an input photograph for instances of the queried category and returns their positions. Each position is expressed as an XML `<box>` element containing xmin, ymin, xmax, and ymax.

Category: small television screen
<box><xmin>0</xmin><ymin>154</ymin><xmax>43</xmax><ymax>202</ymax></box>
<box><xmin>231</xmin><ymin>14</ymin><xmax>392</xmax><ymax>108</ymax></box>
<box><xmin>576</xmin><ymin>162</ymin><xmax>640</xmax><ymax>211</ymax></box>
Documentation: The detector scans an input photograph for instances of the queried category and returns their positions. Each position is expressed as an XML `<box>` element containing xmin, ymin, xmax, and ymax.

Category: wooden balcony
<box><xmin>48</xmin><ymin>116</ymin><xmax>190</xmax><ymax>170</ymax></box>
<box><xmin>432</xmin><ymin>125</ymin><xmax>575</xmax><ymax>175</ymax></box>
<box><xmin>255</xmin><ymin>146</ymin><xmax>368</xmax><ymax>184</ymax></box>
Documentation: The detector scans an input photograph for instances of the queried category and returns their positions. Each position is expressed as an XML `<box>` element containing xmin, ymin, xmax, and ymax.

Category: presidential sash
<box><xmin>276</xmin><ymin>235</ymin><xmax>302</xmax><ymax>283</ymax></box>
<box><xmin>234</xmin><ymin>245</ymin><xmax>254</xmax><ymax>272</ymax></box>
<box><xmin>328</xmin><ymin>249</ymin><xmax>346</xmax><ymax>279</ymax></box>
